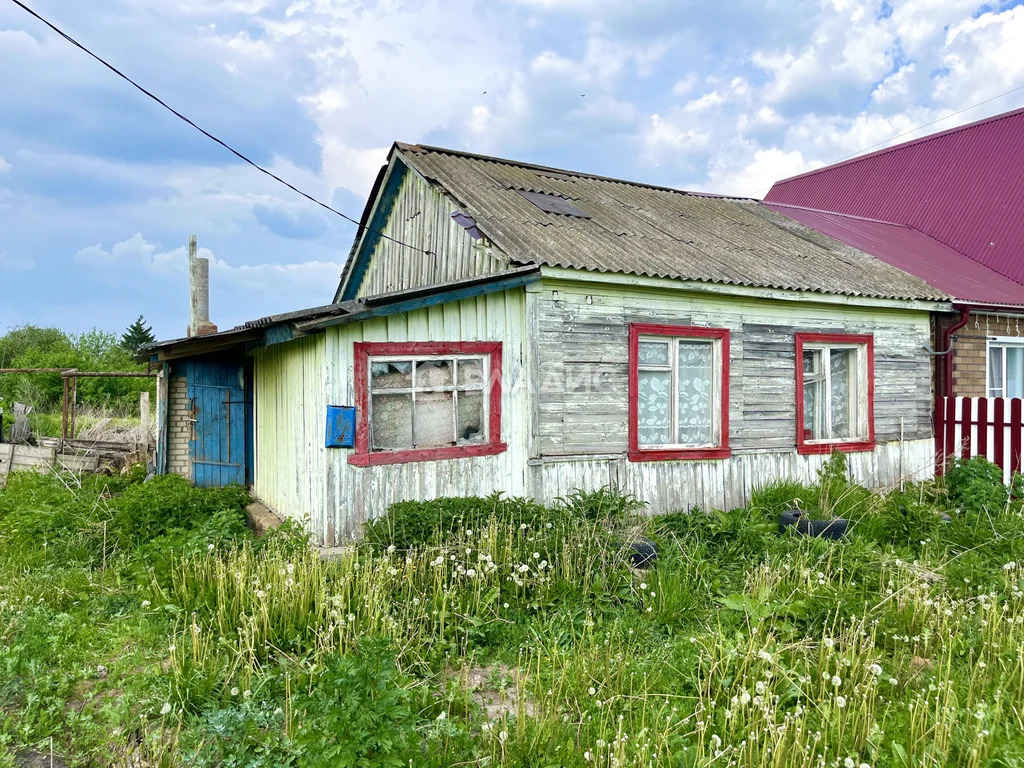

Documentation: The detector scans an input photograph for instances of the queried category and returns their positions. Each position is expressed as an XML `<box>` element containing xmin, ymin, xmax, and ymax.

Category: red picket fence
<box><xmin>934</xmin><ymin>397</ymin><xmax>1024</xmax><ymax>483</ymax></box>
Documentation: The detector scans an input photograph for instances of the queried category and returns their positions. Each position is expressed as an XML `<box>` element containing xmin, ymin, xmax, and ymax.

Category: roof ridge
<box><xmin>771</xmin><ymin>105</ymin><xmax>1024</xmax><ymax>188</ymax></box>
<box><xmin>763</xmin><ymin>201</ymin><xmax>913</xmax><ymax>228</ymax></box>
<box><xmin>400</xmin><ymin>142</ymin><xmax>758</xmax><ymax>202</ymax></box>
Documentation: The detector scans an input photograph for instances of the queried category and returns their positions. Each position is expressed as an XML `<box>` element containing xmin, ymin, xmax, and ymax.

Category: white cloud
<box><xmin>705</xmin><ymin>147</ymin><xmax>817</xmax><ymax>197</ymax></box>
<box><xmin>73</xmin><ymin>234</ymin><xmax>338</xmax><ymax>294</ymax></box>
<box><xmin>258</xmin><ymin>0</ymin><xmax>521</xmax><ymax>196</ymax></box>
<box><xmin>870</xmin><ymin>63</ymin><xmax>918</xmax><ymax>107</ymax></box>
<box><xmin>0</xmin><ymin>156</ymin><xmax>10</xmax><ymax>173</ymax></box>
<box><xmin>934</xmin><ymin>6</ymin><xmax>1024</xmax><ymax>108</ymax></box>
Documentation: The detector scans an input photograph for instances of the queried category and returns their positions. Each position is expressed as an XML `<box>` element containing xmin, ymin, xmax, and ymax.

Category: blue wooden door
<box><xmin>186</xmin><ymin>361</ymin><xmax>246</xmax><ymax>487</ymax></box>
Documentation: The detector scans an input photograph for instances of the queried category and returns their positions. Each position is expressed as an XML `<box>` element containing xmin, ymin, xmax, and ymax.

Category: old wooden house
<box><xmin>145</xmin><ymin>144</ymin><xmax>953</xmax><ymax>545</ymax></box>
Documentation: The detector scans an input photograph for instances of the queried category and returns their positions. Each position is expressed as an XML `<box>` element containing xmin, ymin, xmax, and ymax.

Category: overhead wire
<box><xmin>6</xmin><ymin>0</ymin><xmax>434</xmax><ymax>256</ymax></box>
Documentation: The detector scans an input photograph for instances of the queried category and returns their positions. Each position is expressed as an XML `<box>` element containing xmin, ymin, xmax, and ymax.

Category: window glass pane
<box><xmin>829</xmin><ymin>348</ymin><xmax>855</xmax><ymax>439</ymax></box>
<box><xmin>989</xmin><ymin>346</ymin><xmax>1004</xmax><ymax>397</ymax></box>
<box><xmin>371</xmin><ymin>361</ymin><xmax>411</xmax><ymax>389</ymax></box>
<box><xmin>415</xmin><ymin>359</ymin><xmax>453</xmax><ymax>389</ymax></box>
<box><xmin>677</xmin><ymin>341</ymin><xmax>713</xmax><ymax>445</ymax></box>
<box><xmin>638</xmin><ymin>369</ymin><xmax>671</xmax><ymax>445</ymax></box>
<box><xmin>1006</xmin><ymin>347</ymin><xmax>1024</xmax><ymax>399</ymax></box>
<box><xmin>457</xmin><ymin>358</ymin><xmax>485</xmax><ymax>388</ymax></box>
<box><xmin>457</xmin><ymin>391</ymin><xmax>485</xmax><ymax>444</ymax></box>
<box><xmin>412</xmin><ymin>391</ymin><xmax>454</xmax><ymax>446</ymax></box>
<box><xmin>803</xmin><ymin>349</ymin><xmax>821</xmax><ymax>375</ymax></box>
<box><xmin>638</xmin><ymin>341</ymin><xmax>670</xmax><ymax>366</ymax></box>
<box><xmin>371</xmin><ymin>393</ymin><xmax>412</xmax><ymax>450</ymax></box>
<box><xmin>804</xmin><ymin>380</ymin><xmax>824</xmax><ymax>440</ymax></box>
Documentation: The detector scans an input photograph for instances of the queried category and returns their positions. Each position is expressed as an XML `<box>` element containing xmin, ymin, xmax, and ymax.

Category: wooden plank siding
<box><xmin>355</xmin><ymin>168</ymin><xmax>512</xmax><ymax>299</ymax></box>
<box><xmin>254</xmin><ymin>272</ymin><xmax>936</xmax><ymax>543</ymax></box>
<box><xmin>525</xmin><ymin>278</ymin><xmax>935</xmax><ymax>513</ymax></box>
<box><xmin>254</xmin><ymin>336</ymin><xmax>328</xmax><ymax>539</ymax></box>
<box><xmin>254</xmin><ymin>290</ymin><xmax>529</xmax><ymax>545</ymax></box>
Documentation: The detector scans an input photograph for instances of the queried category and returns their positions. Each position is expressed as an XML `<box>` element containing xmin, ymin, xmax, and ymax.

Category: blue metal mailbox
<box><xmin>325</xmin><ymin>405</ymin><xmax>356</xmax><ymax>448</ymax></box>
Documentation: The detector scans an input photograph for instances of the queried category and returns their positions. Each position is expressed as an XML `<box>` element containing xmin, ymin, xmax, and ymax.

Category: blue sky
<box><xmin>1</xmin><ymin>0</ymin><xmax>1023</xmax><ymax>340</ymax></box>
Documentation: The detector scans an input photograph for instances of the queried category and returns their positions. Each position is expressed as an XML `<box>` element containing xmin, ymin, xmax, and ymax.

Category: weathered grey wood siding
<box><xmin>254</xmin><ymin>271</ymin><xmax>938</xmax><ymax>542</ymax></box>
<box><xmin>525</xmin><ymin>278</ymin><xmax>935</xmax><ymax>512</ymax></box>
<box><xmin>356</xmin><ymin>168</ymin><xmax>511</xmax><ymax>299</ymax></box>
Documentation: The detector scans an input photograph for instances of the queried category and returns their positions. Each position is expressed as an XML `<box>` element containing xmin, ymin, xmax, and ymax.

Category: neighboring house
<box><xmin>144</xmin><ymin>144</ymin><xmax>952</xmax><ymax>544</ymax></box>
<box><xmin>764</xmin><ymin>106</ymin><xmax>1024</xmax><ymax>402</ymax></box>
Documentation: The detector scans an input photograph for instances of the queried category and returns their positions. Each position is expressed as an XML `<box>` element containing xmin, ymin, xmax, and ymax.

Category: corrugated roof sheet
<box><xmin>395</xmin><ymin>145</ymin><xmax>946</xmax><ymax>301</ymax></box>
<box><xmin>764</xmin><ymin>204</ymin><xmax>1024</xmax><ymax>305</ymax></box>
<box><xmin>764</xmin><ymin>106</ymin><xmax>1024</xmax><ymax>294</ymax></box>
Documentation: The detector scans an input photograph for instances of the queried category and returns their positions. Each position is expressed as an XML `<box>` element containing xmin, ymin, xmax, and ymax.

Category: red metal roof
<box><xmin>763</xmin><ymin>203</ymin><xmax>1024</xmax><ymax>305</ymax></box>
<box><xmin>764</xmin><ymin>107</ymin><xmax>1024</xmax><ymax>300</ymax></box>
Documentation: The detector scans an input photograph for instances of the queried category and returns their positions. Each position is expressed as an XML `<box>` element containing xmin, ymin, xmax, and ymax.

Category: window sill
<box><xmin>348</xmin><ymin>442</ymin><xmax>507</xmax><ymax>467</ymax></box>
<box><xmin>628</xmin><ymin>447</ymin><xmax>731</xmax><ymax>462</ymax></box>
<box><xmin>796</xmin><ymin>440</ymin><xmax>875</xmax><ymax>456</ymax></box>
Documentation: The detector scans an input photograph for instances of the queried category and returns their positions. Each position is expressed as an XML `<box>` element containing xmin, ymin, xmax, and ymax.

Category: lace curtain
<box><xmin>677</xmin><ymin>342</ymin><xmax>713</xmax><ymax>444</ymax></box>
<box><xmin>829</xmin><ymin>349</ymin><xmax>853</xmax><ymax>439</ymax></box>
<box><xmin>637</xmin><ymin>340</ymin><xmax>713</xmax><ymax>446</ymax></box>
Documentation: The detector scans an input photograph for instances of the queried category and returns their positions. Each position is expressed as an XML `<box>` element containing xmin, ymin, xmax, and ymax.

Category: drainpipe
<box><xmin>938</xmin><ymin>304</ymin><xmax>971</xmax><ymax>399</ymax></box>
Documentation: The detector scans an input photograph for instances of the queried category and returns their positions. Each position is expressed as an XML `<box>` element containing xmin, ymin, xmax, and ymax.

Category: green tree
<box><xmin>120</xmin><ymin>315</ymin><xmax>156</xmax><ymax>352</ymax></box>
<box><xmin>0</xmin><ymin>325</ymin><xmax>155</xmax><ymax>414</ymax></box>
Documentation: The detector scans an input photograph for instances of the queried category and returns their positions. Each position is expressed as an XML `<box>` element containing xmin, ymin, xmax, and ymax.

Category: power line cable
<box><xmin>7</xmin><ymin>0</ymin><xmax>434</xmax><ymax>256</ymax></box>
<box><xmin>750</xmin><ymin>82</ymin><xmax>1024</xmax><ymax>198</ymax></box>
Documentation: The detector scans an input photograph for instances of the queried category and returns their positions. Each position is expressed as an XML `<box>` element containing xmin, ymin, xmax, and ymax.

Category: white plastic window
<box><xmin>987</xmin><ymin>339</ymin><xmax>1024</xmax><ymax>398</ymax></box>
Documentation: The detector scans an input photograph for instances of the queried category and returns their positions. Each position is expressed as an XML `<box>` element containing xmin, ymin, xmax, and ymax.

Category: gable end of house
<box><xmin>334</xmin><ymin>149</ymin><xmax>513</xmax><ymax>303</ymax></box>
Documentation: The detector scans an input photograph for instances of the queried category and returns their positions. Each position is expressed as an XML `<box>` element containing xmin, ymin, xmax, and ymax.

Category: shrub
<box><xmin>857</xmin><ymin>488</ymin><xmax>942</xmax><ymax>549</ymax></box>
<box><xmin>364</xmin><ymin>487</ymin><xmax>641</xmax><ymax>549</ymax></box>
<box><xmin>945</xmin><ymin>456</ymin><xmax>1008</xmax><ymax>516</ymax></box>
<box><xmin>0</xmin><ymin>470</ymin><xmax>250</xmax><ymax>573</ymax></box>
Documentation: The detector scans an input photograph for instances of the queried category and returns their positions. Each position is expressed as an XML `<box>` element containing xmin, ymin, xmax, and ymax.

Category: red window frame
<box><xmin>628</xmin><ymin>323</ymin><xmax>731</xmax><ymax>462</ymax></box>
<box><xmin>795</xmin><ymin>332</ymin><xmax>875</xmax><ymax>455</ymax></box>
<box><xmin>349</xmin><ymin>341</ymin><xmax>505</xmax><ymax>466</ymax></box>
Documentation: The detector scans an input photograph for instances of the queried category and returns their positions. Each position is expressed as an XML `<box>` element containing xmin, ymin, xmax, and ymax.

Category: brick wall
<box><xmin>952</xmin><ymin>314</ymin><xmax>1024</xmax><ymax>397</ymax></box>
<box><xmin>167</xmin><ymin>376</ymin><xmax>191</xmax><ymax>479</ymax></box>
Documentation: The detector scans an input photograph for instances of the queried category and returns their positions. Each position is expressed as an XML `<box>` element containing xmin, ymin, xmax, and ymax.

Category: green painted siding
<box><xmin>355</xmin><ymin>169</ymin><xmax>510</xmax><ymax>299</ymax></box>
<box><xmin>254</xmin><ymin>290</ymin><xmax>528</xmax><ymax>545</ymax></box>
<box><xmin>254</xmin><ymin>335</ymin><xmax>328</xmax><ymax>536</ymax></box>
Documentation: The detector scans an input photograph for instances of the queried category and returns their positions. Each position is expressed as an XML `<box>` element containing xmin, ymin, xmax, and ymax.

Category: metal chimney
<box><xmin>188</xmin><ymin>235</ymin><xmax>218</xmax><ymax>337</ymax></box>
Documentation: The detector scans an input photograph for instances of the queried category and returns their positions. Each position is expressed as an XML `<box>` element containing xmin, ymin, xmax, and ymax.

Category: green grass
<box><xmin>3</xmin><ymin>454</ymin><xmax>1024</xmax><ymax>766</ymax></box>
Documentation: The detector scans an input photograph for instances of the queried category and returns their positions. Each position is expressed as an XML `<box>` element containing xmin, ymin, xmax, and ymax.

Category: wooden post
<box><xmin>70</xmin><ymin>375</ymin><xmax>78</xmax><ymax>440</ymax></box>
<box><xmin>140</xmin><ymin>391</ymin><xmax>151</xmax><ymax>447</ymax></box>
<box><xmin>62</xmin><ymin>377</ymin><xmax>70</xmax><ymax>440</ymax></box>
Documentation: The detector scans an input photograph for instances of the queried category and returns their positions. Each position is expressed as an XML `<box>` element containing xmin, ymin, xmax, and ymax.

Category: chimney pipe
<box><xmin>188</xmin><ymin>235</ymin><xmax>218</xmax><ymax>337</ymax></box>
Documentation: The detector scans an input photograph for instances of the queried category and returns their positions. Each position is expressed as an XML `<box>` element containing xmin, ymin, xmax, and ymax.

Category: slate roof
<box><xmin>387</xmin><ymin>144</ymin><xmax>947</xmax><ymax>302</ymax></box>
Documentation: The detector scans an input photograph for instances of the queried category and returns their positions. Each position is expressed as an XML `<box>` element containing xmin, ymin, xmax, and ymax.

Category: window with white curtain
<box><xmin>987</xmin><ymin>338</ymin><xmax>1024</xmax><ymax>398</ymax></box>
<box><xmin>799</xmin><ymin>341</ymin><xmax>869</xmax><ymax>443</ymax></box>
<box><xmin>630</xmin><ymin>324</ymin><xmax>728</xmax><ymax>457</ymax></box>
